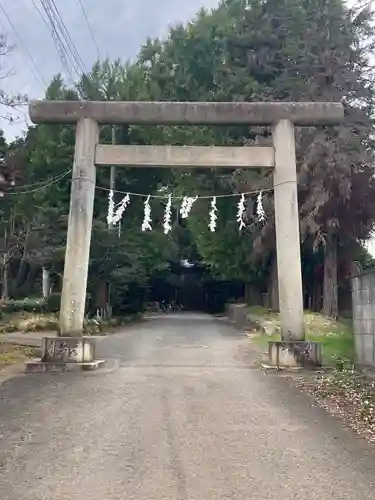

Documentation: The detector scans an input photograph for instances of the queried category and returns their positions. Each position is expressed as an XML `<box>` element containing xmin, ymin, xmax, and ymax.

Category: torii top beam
<box><xmin>29</xmin><ymin>100</ymin><xmax>344</xmax><ymax>126</ymax></box>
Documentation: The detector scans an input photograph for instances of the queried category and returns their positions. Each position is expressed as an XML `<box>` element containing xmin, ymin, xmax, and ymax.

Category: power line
<box><xmin>0</xmin><ymin>2</ymin><xmax>47</xmax><ymax>89</ymax></box>
<box><xmin>30</xmin><ymin>0</ymin><xmax>75</xmax><ymax>85</ymax></box>
<box><xmin>38</xmin><ymin>0</ymin><xmax>78</xmax><ymax>84</ymax></box>
<box><xmin>33</xmin><ymin>0</ymin><xmax>87</xmax><ymax>86</ymax></box>
<box><xmin>76</xmin><ymin>0</ymin><xmax>101</xmax><ymax>60</ymax></box>
<box><xmin>12</xmin><ymin>168</ymin><xmax>72</xmax><ymax>190</ymax></box>
<box><xmin>6</xmin><ymin>169</ymin><xmax>72</xmax><ymax>196</ymax></box>
<box><xmin>48</xmin><ymin>0</ymin><xmax>87</xmax><ymax>74</ymax></box>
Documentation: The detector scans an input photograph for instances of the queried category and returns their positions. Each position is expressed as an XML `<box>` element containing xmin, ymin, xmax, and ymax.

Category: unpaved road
<box><xmin>0</xmin><ymin>313</ymin><xmax>375</xmax><ymax>499</ymax></box>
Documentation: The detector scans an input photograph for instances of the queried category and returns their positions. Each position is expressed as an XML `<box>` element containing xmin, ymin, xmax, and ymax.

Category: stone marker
<box><xmin>266</xmin><ymin>340</ymin><xmax>322</xmax><ymax>370</ymax></box>
<box><xmin>25</xmin><ymin>336</ymin><xmax>105</xmax><ymax>373</ymax></box>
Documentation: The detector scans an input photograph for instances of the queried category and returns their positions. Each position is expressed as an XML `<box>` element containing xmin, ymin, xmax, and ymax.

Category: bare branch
<box><xmin>0</xmin><ymin>31</ymin><xmax>28</xmax><ymax>123</ymax></box>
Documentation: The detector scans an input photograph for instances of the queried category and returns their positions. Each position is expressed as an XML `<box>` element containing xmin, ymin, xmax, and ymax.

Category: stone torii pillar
<box><xmin>29</xmin><ymin>101</ymin><xmax>344</xmax><ymax>358</ymax></box>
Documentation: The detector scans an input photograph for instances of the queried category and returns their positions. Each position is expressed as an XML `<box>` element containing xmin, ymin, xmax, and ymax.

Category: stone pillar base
<box><xmin>24</xmin><ymin>336</ymin><xmax>104</xmax><ymax>373</ymax></box>
<box><xmin>25</xmin><ymin>358</ymin><xmax>105</xmax><ymax>373</ymax></box>
<box><xmin>42</xmin><ymin>336</ymin><xmax>96</xmax><ymax>363</ymax></box>
<box><xmin>267</xmin><ymin>341</ymin><xmax>322</xmax><ymax>369</ymax></box>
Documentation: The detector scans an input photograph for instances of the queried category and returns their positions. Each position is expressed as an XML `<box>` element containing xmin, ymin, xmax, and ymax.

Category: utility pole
<box><xmin>108</xmin><ymin>125</ymin><xmax>116</xmax><ymax>229</ymax></box>
<box><xmin>106</xmin><ymin>125</ymin><xmax>116</xmax><ymax>318</ymax></box>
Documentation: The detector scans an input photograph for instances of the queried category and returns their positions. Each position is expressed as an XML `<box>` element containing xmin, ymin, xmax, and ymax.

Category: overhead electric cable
<box><xmin>76</xmin><ymin>0</ymin><xmax>101</xmax><ymax>60</ymax></box>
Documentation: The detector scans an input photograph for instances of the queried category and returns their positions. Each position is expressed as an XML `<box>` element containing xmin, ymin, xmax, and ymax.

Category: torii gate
<box><xmin>29</xmin><ymin>100</ymin><xmax>344</xmax><ymax>344</ymax></box>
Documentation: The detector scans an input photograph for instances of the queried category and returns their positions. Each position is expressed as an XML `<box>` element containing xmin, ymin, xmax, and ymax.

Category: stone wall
<box><xmin>352</xmin><ymin>269</ymin><xmax>375</xmax><ymax>367</ymax></box>
<box><xmin>225</xmin><ymin>303</ymin><xmax>265</xmax><ymax>333</ymax></box>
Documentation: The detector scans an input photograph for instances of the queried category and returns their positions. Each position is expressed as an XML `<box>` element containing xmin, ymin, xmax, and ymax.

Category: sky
<box><xmin>0</xmin><ymin>0</ymin><xmax>220</xmax><ymax>140</ymax></box>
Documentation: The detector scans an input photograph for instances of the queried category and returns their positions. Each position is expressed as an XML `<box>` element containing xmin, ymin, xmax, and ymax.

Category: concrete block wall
<box><xmin>352</xmin><ymin>269</ymin><xmax>375</xmax><ymax>367</ymax></box>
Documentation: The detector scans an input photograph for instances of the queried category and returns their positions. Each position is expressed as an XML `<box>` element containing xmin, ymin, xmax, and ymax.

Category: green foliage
<box><xmin>130</xmin><ymin>0</ymin><xmax>375</xmax><ymax>306</ymax></box>
<box><xmin>2</xmin><ymin>0</ymin><xmax>375</xmax><ymax>316</ymax></box>
<box><xmin>0</xmin><ymin>297</ymin><xmax>45</xmax><ymax>314</ymax></box>
<box><xmin>353</xmin><ymin>244</ymin><xmax>375</xmax><ymax>271</ymax></box>
<box><xmin>252</xmin><ymin>309</ymin><xmax>354</xmax><ymax>364</ymax></box>
<box><xmin>45</xmin><ymin>293</ymin><xmax>62</xmax><ymax>312</ymax></box>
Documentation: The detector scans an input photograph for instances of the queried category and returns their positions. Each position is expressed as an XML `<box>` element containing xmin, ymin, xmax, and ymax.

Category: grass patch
<box><xmin>246</xmin><ymin>305</ymin><xmax>273</xmax><ymax>317</ymax></box>
<box><xmin>0</xmin><ymin>343</ymin><xmax>37</xmax><ymax>369</ymax></box>
<box><xmin>248</xmin><ymin>308</ymin><xmax>354</xmax><ymax>365</ymax></box>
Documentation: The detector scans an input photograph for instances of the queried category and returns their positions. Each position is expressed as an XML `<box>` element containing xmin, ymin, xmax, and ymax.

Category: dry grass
<box><xmin>0</xmin><ymin>312</ymin><xmax>58</xmax><ymax>334</ymax></box>
<box><xmin>0</xmin><ymin>310</ymin><xmax>142</xmax><ymax>336</ymax></box>
<box><xmin>0</xmin><ymin>343</ymin><xmax>37</xmax><ymax>369</ymax></box>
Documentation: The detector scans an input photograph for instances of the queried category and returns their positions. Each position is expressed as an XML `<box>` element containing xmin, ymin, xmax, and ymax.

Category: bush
<box><xmin>1</xmin><ymin>293</ymin><xmax>91</xmax><ymax>315</ymax></box>
<box><xmin>45</xmin><ymin>293</ymin><xmax>91</xmax><ymax>314</ymax></box>
<box><xmin>45</xmin><ymin>293</ymin><xmax>61</xmax><ymax>312</ymax></box>
<box><xmin>0</xmin><ymin>312</ymin><xmax>59</xmax><ymax>333</ymax></box>
<box><xmin>15</xmin><ymin>313</ymin><xmax>59</xmax><ymax>333</ymax></box>
<box><xmin>0</xmin><ymin>298</ymin><xmax>45</xmax><ymax>314</ymax></box>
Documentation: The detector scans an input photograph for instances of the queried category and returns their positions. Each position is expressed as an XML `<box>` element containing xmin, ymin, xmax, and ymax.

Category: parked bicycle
<box><xmin>160</xmin><ymin>300</ymin><xmax>172</xmax><ymax>313</ymax></box>
<box><xmin>170</xmin><ymin>301</ymin><xmax>183</xmax><ymax>313</ymax></box>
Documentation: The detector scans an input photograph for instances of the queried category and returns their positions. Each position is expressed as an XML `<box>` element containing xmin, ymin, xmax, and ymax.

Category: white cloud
<box><xmin>0</xmin><ymin>0</ymin><xmax>220</xmax><ymax>140</ymax></box>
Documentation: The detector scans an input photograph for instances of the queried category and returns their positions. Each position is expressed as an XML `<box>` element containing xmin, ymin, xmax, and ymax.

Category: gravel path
<box><xmin>0</xmin><ymin>313</ymin><xmax>375</xmax><ymax>499</ymax></box>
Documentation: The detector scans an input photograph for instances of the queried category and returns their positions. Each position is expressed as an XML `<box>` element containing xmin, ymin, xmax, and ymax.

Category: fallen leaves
<box><xmin>297</xmin><ymin>370</ymin><xmax>375</xmax><ymax>444</ymax></box>
<box><xmin>0</xmin><ymin>343</ymin><xmax>37</xmax><ymax>370</ymax></box>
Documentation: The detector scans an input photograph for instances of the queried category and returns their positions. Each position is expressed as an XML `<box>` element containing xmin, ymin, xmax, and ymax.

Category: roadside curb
<box><xmin>81</xmin><ymin>358</ymin><xmax>120</xmax><ymax>375</ymax></box>
<box><xmin>24</xmin><ymin>357</ymin><xmax>120</xmax><ymax>375</ymax></box>
<box><xmin>0</xmin><ymin>334</ymin><xmax>107</xmax><ymax>349</ymax></box>
<box><xmin>0</xmin><ymin>357</ymin><xmax>120</xmax><ymax>387</ymax></box>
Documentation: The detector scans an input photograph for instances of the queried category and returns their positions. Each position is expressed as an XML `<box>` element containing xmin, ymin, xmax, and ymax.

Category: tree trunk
<box><xmin>15</xmin><ymin>222</ymin><xmax>30</xmax><ymax>290</ymax></box>
<box><xmin>323</xmin><ymin>234</ymin><xmax>338</xmax><ymax>318</ymax></box>
<box><xmin>24</xmin><ymin>264</ymin><xmax>38</xmax><ymax>295</ymax></box>
<box><xmin>1</xmin><ymin>259</ymin><xmax>8</xmax><ymax>301</ymax></box>
<box><xmin>244</xmin><ymin>283</ymin><xmax>261</xmax><ymax>305</ymax></box>
<box><xmin>1</xmin><ymin>226</ymin><xmax>9</xmax><ymax>301</ymax></box>
<box><xmin>267</xmin><ymin>257</ymin><xmax>279</xmax><ymax>311</ymax></box>
<box><xmin>312</xmin><ymin>278</ymin><xmax>321</xmax><ymax>312</ymax></box>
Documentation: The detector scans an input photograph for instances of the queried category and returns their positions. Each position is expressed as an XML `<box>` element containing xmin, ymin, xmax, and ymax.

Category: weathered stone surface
<box><xmin>95</xmin><ymin>144</ymin><xmax>275</xmax><ymax>168</ymax></box>
<box><xmin>361</xmin><ymin>335</ymin><xmax>375</xmax><ymax>367</ymax></box>
<box><xmin>29</xmin><ymin>100</ymin><xmax>344</xmax><ymax>126</ymax></box>
<box><xmin>351</xmin><ymin>277</ymin><xmax>360</xmax><ymax>292</ymax></box>
<box><xmin>25</xmin><ymin>359</ymin><xmax>69</xmax><ymax>373</ymax></box>
<box><xmin>25</xmin><ymin>358</ymin><xmax>105</xmax><ymax>373</ymax></box>
<box><xmin>354</xmin><ymin>334</ymin><xmax>364</xmax><ymax>365</ymax></box>
<box><xmin>351</xmin><ymin>268</ymin><xmax>375</xmax><ymax>368</ymax></box>
<box><xmin>273</xmin><ymin>119</ymin><xmax>304</xmax><ymax>341</ymax></box>
<box><xmin>225</xmin><ymin>303</ymin><xmax>265</xmax><ymax>332</ymax></box>
<box><xmin>268</xmin><ymin>341</ymin><xmax>322</xmax><ymax>368</ymax></box>
<box><xmin>80</xmin><ymin>360</ymin><xmax>106</xmax><ymax>371</ymax></box>
<box><xmin>59</xmin><ymin>118</ymin><xmax>98</xmax><ymax>336</ymax></box>
<box><xmin>41</xmin><ymin>336</ymin><xmax>96</xmax><ymax>363</ymax></box>
<box><xmin>362</xmin><ymin>304</ymin><xmax>373</xmax><ymax>321</ymax></box>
